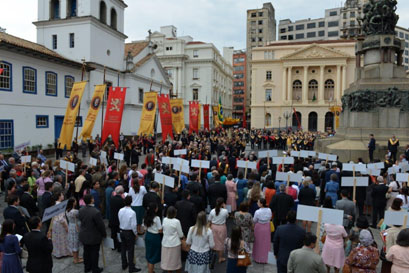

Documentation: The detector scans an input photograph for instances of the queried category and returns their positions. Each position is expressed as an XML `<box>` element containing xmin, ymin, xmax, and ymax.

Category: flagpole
<box><xmin>76</xmin><ymin>61</ymin><xmax>86</xmax><ymax>142</ymax></box>
<box><xmin>101</xmin><ymin>66</ymin><xmax>106</xmax><ymax>139</ymax></box>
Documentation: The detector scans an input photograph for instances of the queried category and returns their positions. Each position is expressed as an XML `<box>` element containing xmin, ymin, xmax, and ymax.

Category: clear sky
<box><xmin>1</xmin><ymin>0</ymin><xmax>409</xmax><ymax>51</ymax></box>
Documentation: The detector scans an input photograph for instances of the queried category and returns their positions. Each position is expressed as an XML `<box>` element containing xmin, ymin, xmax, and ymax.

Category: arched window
<box><xmin>324</xmin><ymin>79</ymin><xmax>335</xmax><ymax>101</ymax></box>
<box><xmin>265</xmin><ymin>113</ymin><xmax>271</xmax><ymax>127</ymax></box>
<box><xmin>308</xmin><ymin>112</ymin><xmax>318</xmax><ymax>131</ymax></box>
<box><xmin>325</xmin><ymin>112</ymin><xmax>335</xmax><ymax>132</ymax></box>
<box><xmin>110</xmin><ymin>8</ymin><xmax>117</xmax><ymax>30</ymax></box>
<box><xmin>67</xmin><ymin>0</ymin><xmax>77</xmax><ymax>17</ymax></box>
<box><xmin>99</xmin><ymin>1</ymin><xmax>107</xmax><ymax>24</ymax></box>
<box><xmin>50</xmin><ymin>0</ymin><xmax>60</xmax><ymax>19</ymax></box>
<box><xmin>308</xmin><ymin>79</ymin><xmax>318</xmax><ymax>101</ymax></box>
<box><xmin>292</xmin><ymin>80</ymin><xmax>302</xmax><ymax>101</ymax></box>
<box><xmin>292</xmin><ymin>111</ymin><xmax>302</xmax><ymax>129</ymax></box>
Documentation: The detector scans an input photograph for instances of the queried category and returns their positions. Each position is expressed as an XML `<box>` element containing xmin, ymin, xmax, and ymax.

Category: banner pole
<box><xmin>101</xmin><ymin>66</ymin><xmax>106</xmax><ymax>140</ymax></box>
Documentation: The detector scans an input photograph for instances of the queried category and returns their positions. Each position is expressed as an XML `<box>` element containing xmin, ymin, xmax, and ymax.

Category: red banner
<box><xmin>101</xmin><ymin>87</ymin><xmax>127</xmax><ymax>147</ymax></box>
<box><xmin>189</xmin><ymin>101</ymin><xmax>200</xmax><ymax>134</ymax></box>
<box><xmin>203</xmin><ymin>104</ymin><xmax>210</xmax><ymax>130</ymax></box>
<box><xmin>157</xmin><ymin>94</ymin><xmax>174</xmax><ymax>143</ymax></box>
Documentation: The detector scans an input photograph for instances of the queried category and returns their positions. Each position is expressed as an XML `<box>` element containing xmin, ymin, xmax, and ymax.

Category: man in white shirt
<box><xmin>118</xmin><ymin>196</ymin><xmax>141</xmax><ymax>273</ymax></box>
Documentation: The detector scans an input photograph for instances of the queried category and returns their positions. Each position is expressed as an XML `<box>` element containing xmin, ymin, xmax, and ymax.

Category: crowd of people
<box><xmin>0</xmin><ymin>128</ymin><xmax>408</xmax><ymax>273</ymax></box>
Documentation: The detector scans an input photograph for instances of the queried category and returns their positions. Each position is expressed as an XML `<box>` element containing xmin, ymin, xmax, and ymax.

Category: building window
<box><xmin>307</xmin><ymin>32</ymin><xmax>316</xmax><ymax>38</ymax></box>
<box><xmin>288</xmin><ymin>35</ymin><xmax>294</xmax><ymax>40</ymax></box>
<box><xmin>110</xmin><ymin>8</ymin><xmax>117</xmax><ymax>30</ymax></box>
<box><xmin>350</xmin><ymin>20</ymin><xmax>355</xmax><ymax>27</ymax></box>
<box><xmin>104</xmin><ymin>81</ymin><xmax>112</xmax><ymax>101</ymax></box>
<box><xmin>193</xmin><ymin>88</ymin><xmax>199</xmax><ymax>100</ymax></box>
<box><xmin>234</xmin><ymin>73</ymin><xmax>244</xmax><ymax>79</ymax></box>
<box><xmin>52</xmin><ymin>35</ymin><xmax>57</xmax><ymax>50</ymax></box>
<box><xmin>251</xmin><ymin>21</ymin><xmax>256</xmax><ymax>26</ymax></box>
<box><xmin>350</xmin><ymin>11</ymin><xmax>355</xmax><ymax>18</ymax></box>
<box><xmin>405</xmin><ymin>58</ymin><xmax>409</xmax><ymax>64</ymax></box>
<box><xmin>75</xmin><ymin>116</ymin><xmax>82</xmax><ymax>127</ymax></box>
<box><xmin>258</xmin><ymin>20</ymin><xmax>263</xmax><ymax>25</ymax></box>
<box><xmin>265</xmin><ymin>113</ymin><xmax>271</xmax><ymax>127</ymax></box>
<box><xmin>234</xmin><ymin>57</ymin><xmax>245</xmax><ymax>63</ymax></box>
<box><xmin>296</xmin><ymin>24</ymin><xmax>304</xmax><ymax>30</ymax></box>
<box><xmin>328</xmin><ymin>21</ymin><xmax>339</xmax><ymax>27</ymax></box>
<box><xmin>46</xmin><ymin>72</ymin><xmax>57</xmax><ymax>96</ymax></box>
<box><xmin>258</xmin><ymin>12</ymin><xmax>263</xmax><ymax>16</ymax></box>
<box><xmin>36</xmin><ymin>115</ymin><xmax>49</xmax><ymax>128</ymax></box>
<box><xmin>234</xmin><ymin>90</ymin><xmax>244</xmax><ymax>95</ymax></box>
<box><xmin>233</xmin><ymin>97</ymin><xmax>244</xmax><ymax>103</ymax></box>
<box><xmin>251</xmin><ymin>38</ymin><xmax>256</xmax><ymax>42</ymax></box>
<box><xmin>343</xmin><ymin>13</ymin><xmax>347</xmax><ymax>19</ymax></box>
<box><xmin>100</xmin><ymin>1</ymin><xmax>107</xmax><ymax>24</ymax></box>
<box><xmin>64</xmin><ymin>76</ymin><xmax>74</xmax><ymax>98</ymax></box>
<box><xmin>324</xmin><ymin>79</ymin><xmax>335</xmax><ymax>100</ymax></box>
<box><xmin>193</xmin><ymin>68</ymin><xmax>199</xmax><ymax>80</ymax></box>
<box><xmin>406</xmin><ymin>34</ymin><xmax>409</xmax><ymax>40</ymax></box>
<box><xmin>251</xmin><ymin>12</ymin><xmax>256</xmax><ymax>18</ymax></box>
<box><xmin>319</xmin><ymin>30</ymin><xmax>325</xmax><ymax>37</ymax></box>
<box><xmin>0</xmin><ymin>120</ymin><xmax>14</xmax><ymax>150</ymax></box>
<box><xmin>193</xmin><ymin>50</ymin><xmax>198</xmax><ymax>58</ymax></box>
<box><xmin>258</xmin><ymin>29</ymin><xmax>263</xmax><ymax>34</ymax></box>
<box><xmin>138</xmin><ymin>88</ymin><xmax>144</xmax><ymax>103</ymax></box>
<box><xmin>234</xmin><ymin>66</ymin><xmax>244</xmax><ymax>71</ymax></box>
<box><xmin>264</xmin><ymin>51</ymin><xmax>274</xmax><ymax>59</ymax></box>
<box><xmin>280</xmin><ymin>28</ymin><xmax>286</xmax><ymax>33</ymax></box>
<box><xmin>399</xmin><ymin>32</ymin><xmax>404</xmax><ymax>39</ymax></box>
<box><xmin>165</xmin><ymin>68</ymin><xmax>172</xmax><ymax>78</ymax></box>
<box><xmin>258</xmin><ymin>37</ymin><xmax>263</xmax><ymax>42</ymax></box>
<box><xmin>296</xmin><ymin>33</ymin><xmax>304</xmax><ymax>39</ymax></box>
<box><xmin>280</xmin><ymin>36</ymin><xmax>287</xmax><ymax>40</ymax></box>
<box><xmin>307</xmin><ymin>23</ymin><xmax>316</xmax><ymax>29</ymax></box>
<box><xmin>50</xmin><ymin>0</ymin><xmax>60</xmax><ymax>19</ymax></box>
<box><xmin>265</xmin><ymin>89</ymin><xmax>272</xmax><ymax>101</ymax></box>
<box><xmin>308</xmin><ymin>79</ymin><xmax>318</xmax><ymax>100</ymax></box>
<box><xmin>318</xmin><ymin>21</ymin><xmax>325</xmax><ymax>28</ymax></box>
<box><xmin>328</xmin><ymin>31</ymin><xmax>339</xmax><ymax>37</ymax></box>
<box><xmin>288</xmin><ymin>26</ymin><xmax>294</xmax><ymax>31</ymax></box>
<box><xmin>69</xmin><ymin>33</ymin><xmax>75</xmax><ymax>48</ymax></box>
<box><xmin>234</xmin><ymin>81</ymin><xmax>244</xmax><ymax>87</ymax></box>
<box><xmin>23</xmin><ymin>67</ymin><xmax>37</xmax><ymax>94</ymax></box>
<box><xmin>67</xmin><ymin>0</ymin><xmax>77</xmax><ymax>17</ymax></box>
<box><xmin>0</xmin><ymin>62</ymin><xmax>12</xmax><ymax>91</ymax></box>
<box><xmin>166</xmin><ymin>46</ymin><xmax>173</xmax><ymax>51</ymax></box>
<box><xmin>292</xmin><ymin>80</ymin><xmax>302</xmax><ymax>101</ymax></box>
<box><xmin>329</xmin><ymin>11</ymin><xmax>337</xmax><ymax>16</ymax></box>
<box><xmin>266</xmin><ymin>71</ymin><xmax>272</xmax><ymax>80</ymax></box>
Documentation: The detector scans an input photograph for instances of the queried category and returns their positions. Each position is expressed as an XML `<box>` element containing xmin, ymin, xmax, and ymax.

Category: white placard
<box><xmin>191</xmin><ymin>160</ymin><xmax>210</xmax><ymax>169</ymax></box>
<box><xmin>384</xmin><ymin>211</ymin><xmax>408</xmax><ymax>226</ymax></box>
<box><xmin>273</xmin><ymin>157</ymin><xmax>294</xmax><ymax>165</ymax></box>
<box><xmin>341</xmin><ymin>177</ymin><xmax>369</xmax><ymax>187</ymax></box>
<box><xmin>154</xmin><ymin>173</ymin><xmax>175</xmax><ymax>188</ymax></box>
<box><xmin>275</xmin><ymin>172</ymin><xmax>303</xmax><ymax>183</ymax></box>
<box><xmin>21</xmin><ymin>155</ymin><xmax>31</xmax><ymax>163</ymax></box>
<box><xmin>400</xmin><ymin>162</ymin><xmax>409</xmax><ymax>173</ymax></box>
<box><xmin>59</xmin><ymin>160</ymin><xmax>75</xmax><ymax>172</ymax></box>
<box><xmin>258</xmin><ymin>150</ymin><xmax>278</xmax><ymax>158</ymax></box>
<box><xmin>396</xmin><ymin>173</ymin><xmax>409</xmax><ymax>182</ymax></box>
<box><xmin>174</xmin><ymin>158</ymin><xmax>189</xmax><ymax>167</ymax></box>
<box><xmin>99</xmin><ymin>154</ymin><xmax>108</xmax><ymax>165</ymax></box>
<box><xmin>42</xmin><ymin>200</ymin><xmax>69</xmax><ymax>222</ymax></box>
<box><xmin>367</xmin><ymin>162</ymin><xmax>385</xmax><ymax>170</ymax></box>
<box><xmin>226</xmin><ymin>205</ymin><xmax>232</xmax><ymax>213</ymax></box>
<box><xmin>267</xmin><ymin>252</ymin><xmax>277</xmax><ymax>265</ymax></box>
<box><xmin>114</xmin><ymin>153</ymin><xmax>124</xmax><ymax>161</ymax></box>
<box><xmin>291</xmin><ymin>151</ymin><xmax>301</xmax><ymax>157</ymax></box>
<box><xmin>318</xmin><ymin>153</ymin><xmax>337</xmax><ymax>162</ymax></box>
<box><xmin>101</xmin><ymin>151</ymin><xmax>107</xmax><ymax>158</ymax></box>
<box><xmin>237</xmin><ymin>160</ymin><xmax>257</xmax><ymax>170</ymax></box>
<box><xmin>296</xmin><ymin>205</ymin><xmax>344</xmax><ymax>226</ymax></box>
<box><xmin>174</xmin><ymin>162</ymin><xmax>190</xmax><ymax>174</ymax></box>
<box><xmin>314</xmin><ymin>163</ymin><xmax>322</xmax><ymax>170</ymax></box>
<box><xmin>174</xmin><ymin>149</ymin><xmax>187</xmax><ymax>155</ymax></box>
<box><xmin>342</xmin><ymin>163</ymin><xmax>367</xmax><ymax>172</ymax></box>
<box><xmin>307</xmin><ymin>151</ymin><xmax>317</xmax><ymax>157</ymax></box>
<box><xmin>14</xmin><ymin>141</ymin><xmax>30</xmax><ymax>151</ymax></box>
<box><xmin>364</xmin><ymin>168</ymin><xmax>381</xmax><ymax>176</ymax></box>
<box><xmin>162</xmin><ymin>157</ymin><xmax>172</xmax><ymax>164</ymax></box>
<box><xmin>103</xmin><ymin>237</ymin><xmax>114</xmax><ymax>249</ymax></box>
<box><xmin>388</xmin><ymin>166</ymin><xmax>401</xmax><ymax>174</ymax></box>
<box><xmin>89</xmin><ymin>157</ymin><xmax>98</xmax><ymax>167</ymax></box>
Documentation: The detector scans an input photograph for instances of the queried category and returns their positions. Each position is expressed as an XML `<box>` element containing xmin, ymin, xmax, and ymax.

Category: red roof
<box><xmin>187</xmin><ymin>41</ymin><xmax>205</xmax><ymax>45</ymax></box>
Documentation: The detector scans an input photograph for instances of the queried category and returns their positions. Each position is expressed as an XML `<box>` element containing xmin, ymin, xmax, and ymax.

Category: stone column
<box><xmin>282</xmin><ymin>67</ymin><xmax>287</xmax><ymax>102</ymax></box>
<box><xmin>336</xmin><ymin>65</ymin><xmax>341</xmax><ymax>102</ymax></box>
<box><xmin>288</xmin><ymin>67</ymin><xmax>292</xmax><ymax>101</ymax></box>
<box><xmin>319</xmin><ymin>65</ymin><xmax>325</xmax><ymax>102</ymax></box>
<box><xmin>302</xmin><ymin>66</ymin><xmax>308</xmax><ymax>103</ymax></box>
<box><xmin>342</xmin><ymin>65</ymin><xmax>347</xmax><ymax>97</ymax></box>
<box><xmin>356</xmin><ymin>54</ymin><xmax>360</xmax><ymax>68</ymax></box>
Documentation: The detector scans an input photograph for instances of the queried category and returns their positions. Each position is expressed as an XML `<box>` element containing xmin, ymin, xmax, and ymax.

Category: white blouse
<box><xmin>186</xmin><ymin>226</ymin><xmax>215</xmax><ymax>253</ymax></box>
<box><xmin>145</xmin><ymin>216</ymin><xmax>162</xmax><ymax>234</ymax></box>
<box><xmin>208</xmin><ymin>208</ymin><xmax>229</xmax><ymax>225</ymax></box>
<box><xmin>253</xmin><ymin>207</ymin><xmax>272</xmax><ymax>224</ymax></box>
<box><xmin>162</xmin><ymin>218</ymin><xmax>184</xmax><ymax>247</ymax></box>
<box><xmin>129</xmin><ymin>186</ymin><xmax>147</xmax><ymax>206</ymax></box>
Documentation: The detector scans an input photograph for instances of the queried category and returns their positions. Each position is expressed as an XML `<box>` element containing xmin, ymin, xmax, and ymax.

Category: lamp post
<box><xmin>278</xmin><ymin>116</ymin><xmax>282</xmax><ymax>131</ymax></box>
<box><xmin>283</xmin><ymin>111</ymin><xmax>291</xmax><ymax>131</ymax></box>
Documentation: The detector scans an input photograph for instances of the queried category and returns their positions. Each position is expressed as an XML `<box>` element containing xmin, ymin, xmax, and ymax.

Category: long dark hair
<box><xmin>215</xmin><ymin>197</ymin><xmax>224</xmax><ymax>216</ymax></box>
<box><xmin>230</xmin><ymin>226</ymin><xmax>242</xmax><ymax>255</ymax></box>
<box><xmin>0</xmin><ymin>219</ymin><xmax>14</xmax><ymax>242</ymax></box>
<box><xmin>144</xmin><ymin>202</ymin><xmax>158</xmax><ymax>228</ymax></box>
<box><xmin>66</xmin><ymin>197</ymin><xmax>76</xmax><ymax>212</ymax></box>
<box><xmin>132</xmin><ymin>178</ymin><xmax>140</xmax><ymax>193</ymax></box>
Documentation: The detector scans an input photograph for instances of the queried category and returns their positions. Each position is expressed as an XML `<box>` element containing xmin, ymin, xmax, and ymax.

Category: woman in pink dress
<box><xmin>225</xmin><ymin>174</ymin><xmax>237</xmax><ymax>212</ymax></box>
<box><xmin>321</xmin><ymin>223</ymin><xmax>348</xmax><ymax>273</ymax></box>
<box><xmin>386</xmin><ymin>228</ymin><xmax>409</xmax><ymax>273</ymax></box>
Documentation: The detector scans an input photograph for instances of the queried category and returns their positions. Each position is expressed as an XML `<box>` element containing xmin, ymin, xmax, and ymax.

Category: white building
<box><xmin>0</xmin><ymin>0</ymin><xmax>171</xmax><ymax>151</ymax></box>
<box><xmin>148</xmin><ymin>26</ymin><xmax>234</xmax><ymax>122</ymax></box>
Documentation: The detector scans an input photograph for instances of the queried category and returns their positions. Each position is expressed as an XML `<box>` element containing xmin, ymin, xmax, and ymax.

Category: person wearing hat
<box><xmin>345</xmin><ymin>229</ymin><xmax>380</xmax><ymax>272</ymax></box>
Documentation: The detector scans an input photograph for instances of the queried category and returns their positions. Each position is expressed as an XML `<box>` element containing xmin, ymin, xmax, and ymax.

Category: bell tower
<box><xmin>34</xmin><ymin>0</ymin><xmax>128</xmax><ymax>70</ymax></box>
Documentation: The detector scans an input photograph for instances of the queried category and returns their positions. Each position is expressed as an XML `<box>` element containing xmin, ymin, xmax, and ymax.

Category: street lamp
<box><xmin>283</xmin><ymin>111</ymin><xmax>291</xmax><ymax>130</ymax></box>
<box><xmin>278</xmin><ymin>116</ymin><xmax>282</xmax><ymax>131</ymax></box>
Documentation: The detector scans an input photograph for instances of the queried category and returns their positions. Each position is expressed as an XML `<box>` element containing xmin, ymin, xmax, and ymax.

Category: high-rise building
<box><xmin>232</xmin><ymin>50</ymin><xmax>247</xmax><ymax>125</ymax></box>
<box><xmin>246</xmin><ymin>2</ymin><xmax>277</xmax><ymax>128</ymax></box>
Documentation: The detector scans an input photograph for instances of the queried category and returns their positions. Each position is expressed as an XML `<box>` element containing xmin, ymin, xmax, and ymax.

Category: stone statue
<box><xmin>362</xmin><ymin>0</ymin><xmax>399</xmax><ymax>36</ymax></box>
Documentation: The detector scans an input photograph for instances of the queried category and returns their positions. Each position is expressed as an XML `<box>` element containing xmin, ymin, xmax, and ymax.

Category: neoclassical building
<box><xmin>250</xmin><ymin>40</ymin><xmax>356</xmax><ymax>131</ymax></box>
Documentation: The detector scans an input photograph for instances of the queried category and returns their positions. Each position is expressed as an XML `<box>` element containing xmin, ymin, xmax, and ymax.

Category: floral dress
<box><xmin>51</xmin><ymin>203</ymin><xmax>72</xmax><ymax>258</ymax></box>
<box><xmin>66</xmin><ymin>209</ymin><xmax>80</xmax><ymax>252</ymax></box>
<box><xmin>345</xmin><ymin>245</ymin><xmax>379</xmax><ymax>273</ymax></box>
<box><xmin>234</xmin><ymin>211</ymin><xmax>254</xmax><ymax>244</ymax></box>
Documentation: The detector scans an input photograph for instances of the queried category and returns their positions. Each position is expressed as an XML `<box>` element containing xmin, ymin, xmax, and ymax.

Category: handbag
<box><xmin>237</xmin><ymin>249</ymin><xmax>252</xmax><ymax>267</ymax></box>
<box><xmin>270</xmin><ymin>221</ymin><xmax>275</xmax><ymax>233</ymax></box>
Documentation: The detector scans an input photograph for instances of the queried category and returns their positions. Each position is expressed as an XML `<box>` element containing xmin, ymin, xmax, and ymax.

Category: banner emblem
<box><xmin>146</xmin><ymin>101</ymin><xmax>156</xmax><ymax>111</ymax></box>
<box><xmin>91</xmin><ymin>97</ymin><xmax>101</xmax><ymax>110</ymax></box>
<box><xmin>70</xmin><ymin>95</ymin><xmax>79</xmax><ymax>109</ymax></box>
<box><xmin>109</xmin><ymin>98</ymin><xmax>121</xmax><ymax>112</ymax></box>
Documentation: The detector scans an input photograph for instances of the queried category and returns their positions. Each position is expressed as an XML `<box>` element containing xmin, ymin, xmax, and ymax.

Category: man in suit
<box><xmin>287</xmin><ymin>233</ymin><xmax>326</xmax><ymax>273</ymax></box>
<box><xmin>20</xmin><ymin>184</ymin><xmax>38</xmax><ymax>217</ymax></box>
<box><xmin>270</xmin><ymin>184</ymin><xmax>294</xmax><ymax>228</ymax></box>
<box><xmin>109</xmin><ymin>185</ymin><xmax>125</xmax><ymax>252</ymax></box>
<box><xmin>175</xmin><ymin>190</ymin><xmax>197</xmax><ymax>236</ymax></box>
<box><xmin>207</xmin><ymin>177</ymin><xmax>227</xmax><ymax>208</ymax></box>
<box><xmin>335</xmin><ymin>189</ymin><xmax>356</xmax><ymax>232</ymax></box>
<box><xmin>23</xmin><ymin>216</ymin><xmax>53</xmax><ymax>273</ymax></box>
<box><xmin>79</xmin><ymin>194</ymin><xmax>107</xmax><ymax>273</ymax></box>
<box><xmin>371</xmin><ymin>176</ymin><xmax>389</xmax><ymax>228</ymax></box>
<box><xmin>273</xmin><ymin>211</ymin><xmax>306</xmax><ymax>273</ymax></box>
<box><xmin>3</xmin><ymin>194</ymin><xmax>28</xmax><ymax>235</ymax></box>
<box><xmin>368</xmin><ymin>134</ymin><xmax>376</xmax><ymax>162</ymax></box>
<box><xmin>142</xmin><ymin>182</ymin><xmax>162</xmax><ymax>217</ymax></box>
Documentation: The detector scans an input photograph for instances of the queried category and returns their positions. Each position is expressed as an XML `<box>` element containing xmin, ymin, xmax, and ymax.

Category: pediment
<box><xmin>263</xmin><ymin>82</ymin><xmax>275</xmax><ymax>88</ymax></box>
<box><xmin>190</xmin><ymin>83</ymin><xmax>202</xmax><ymax>88</ymax></box>
<box><xmin>281</xmin><ymin>44</ymin><xmax>351</xmax><ymax>60</ymax></box>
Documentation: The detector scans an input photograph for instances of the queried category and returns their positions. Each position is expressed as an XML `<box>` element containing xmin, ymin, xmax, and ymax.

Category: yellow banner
<box><xmin>138</xmin><ymin>92</ymin><xmax>157</xmax><ymax>136</ymax></box>
<box><xmin>80</xmin><ymin>84</ymin><xmax>106</xmax><ymax>141</ymax></box>
<box><xmin>58</xmin><ymin>81</ymin><xmax>87</xmax><ymax>149</ymax></box>
<box><xmin>212</xmin><ymin>105</ymin><xmax>222</xmax><ymax>127</ymax></box>
<box><xmin>330</xmin><ymin>106</ymin><xmax>342</xmax><ymax>129</ymax></box>
<box><xmin>170</xmin><ymin>98</ymin><xmax>185</xmax><ymax>134</ymax></box>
